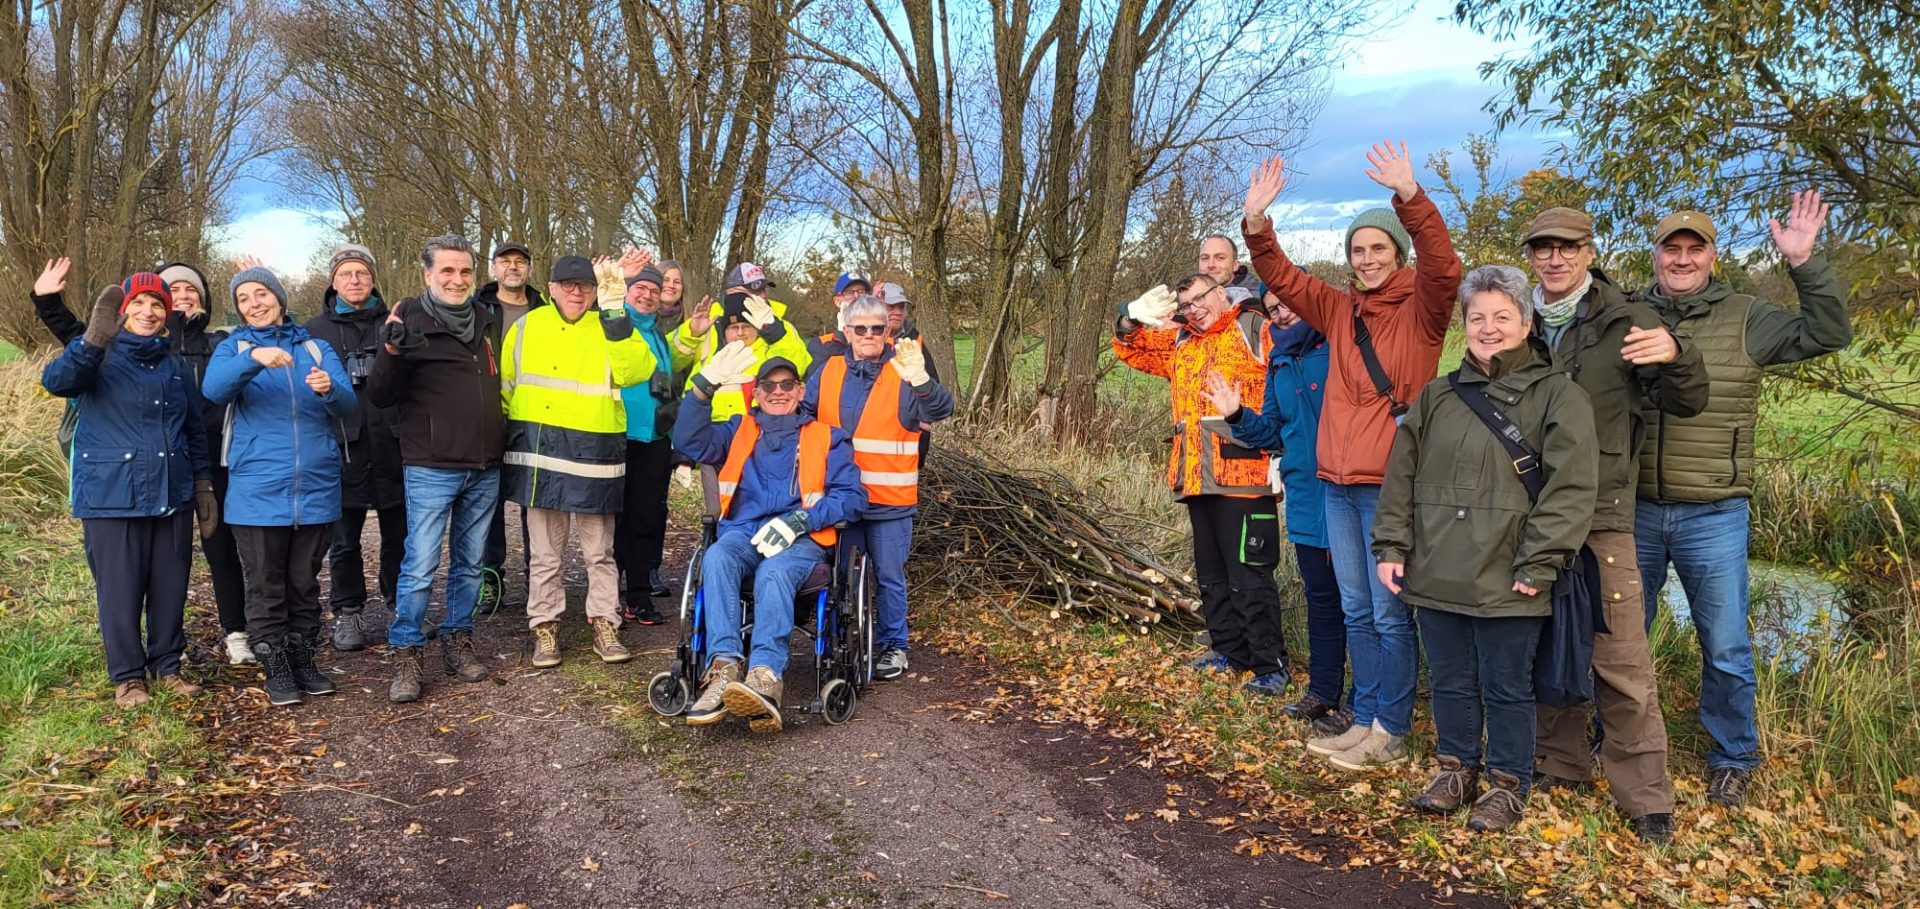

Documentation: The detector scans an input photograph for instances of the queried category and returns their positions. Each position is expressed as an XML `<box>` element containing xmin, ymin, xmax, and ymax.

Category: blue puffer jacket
<box><xmin>672</xmin><ymin>392</ymin><xmax>866</xmax><ymax>539</ymax></box>
<box><xmin>42</xmin><ymin>332</ymin><xmax>210</xmax><ymax>519</ymax></box>
<box><xmin>618</xmin><ymin>307</ymin><xmax>677</xmax><ymax>443</ymax></box>
<box><xmin>202</xmin><ymin>321</ymin><xmax>356</xmax><ymax>527</ymax></box>
<box><xmin>1225</xmin><ymin>321</ymin><xmax>1330</xmax><ymax>548</ymax></box>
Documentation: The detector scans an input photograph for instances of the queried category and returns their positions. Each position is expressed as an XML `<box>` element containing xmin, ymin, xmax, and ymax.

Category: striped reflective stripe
<box><xmin>503</xmin><ymin>450</ymin><xmax>626</xmax><ymax>479</ymax></box>
<box><xmin>515</xmin><ymin>372</ymin><xmax>618</xmax><ymax>399</ymax></box>
<box><xmin>851</xmin><ymin>438</ymin><xmax>918</xmax><ymax>456</ymax></box>
<box><xmin>802</xmin><ymin>492</ymin><xmax>822</xmax><ymax>506</ymax></box>
<box><xmin>717</xmin><ymin>480</ymin><xmax>739</xmax><ymax>496</ymax></box>
<box><xmin>860</xmin><ymin>469</ymin><xmax>918</xmax><ymax>486</ymax></box>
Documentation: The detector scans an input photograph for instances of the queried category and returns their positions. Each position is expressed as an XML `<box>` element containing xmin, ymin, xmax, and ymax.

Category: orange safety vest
<box><xmin>815</xmin><ymin>357</ymin><xmax>920</xmax><ymax>507</ymax></box>
<box><xmin>715</xmin><ymin>414</ymin><xmax>838</xmax><ymax>546</ymax></box>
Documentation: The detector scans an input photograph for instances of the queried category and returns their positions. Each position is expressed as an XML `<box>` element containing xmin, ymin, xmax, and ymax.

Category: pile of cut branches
<box><xmin>912</xmin><ymin>442</ymin><xmax>1201</xmax><ymax>633</ymax></box>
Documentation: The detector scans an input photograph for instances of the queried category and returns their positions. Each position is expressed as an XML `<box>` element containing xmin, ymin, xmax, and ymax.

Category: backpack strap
<box><xmin>1352</xmin><ymin>305</ymin><xmax>1409</xmax><ymax>418</ymax></box>
<box><xmin>1446</xmin><ymin>371</ymin><xmax>1545</xmax><ymax>503</ymax></box>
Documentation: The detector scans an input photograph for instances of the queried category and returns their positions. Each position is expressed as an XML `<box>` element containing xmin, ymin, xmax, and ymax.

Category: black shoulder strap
<box><xmin>1351</xmin><ymin>305</ymin><xmax>1408</xmax><ymax>417</ymax></box>
<box><xmin>1446</xmin><ymin>371</ymin><xmax>1545</xmax><ymax>503</ymax></box>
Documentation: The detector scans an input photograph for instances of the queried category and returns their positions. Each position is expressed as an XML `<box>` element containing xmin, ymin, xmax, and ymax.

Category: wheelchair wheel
<box><xmin>820</xmin><ymin>677</ymin><xmax>857</xmax><ymax>725</ymax></box>
<box><xmin>647</xmin><ymin>671</ymin><xmax>690</xmax><ymax>716</ymax></box>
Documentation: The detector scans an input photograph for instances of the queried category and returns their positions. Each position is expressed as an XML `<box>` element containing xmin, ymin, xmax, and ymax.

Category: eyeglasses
<box><xmin>847</xmin><ymin>324</ymin><xmax>887</xmax><ymax>336</ymax></box>
<box><xmin>756</xmin><ymin>378</ymin><xmax>799</xmax><ymax>392</ymax></box>
<box><xmin>1527</xmin><ymin>242</ymin><xmax>1586</xmax><ymax>262</ymax></box>
<box><xmin>1177</xmin><ymin>287</ymin><xmax>1219</xmax><ymax>309</ymax></box>
<box><xmin>335</xmin><ymin>270</ymin><xmax>371</xmax><ymax>283</ymax></box>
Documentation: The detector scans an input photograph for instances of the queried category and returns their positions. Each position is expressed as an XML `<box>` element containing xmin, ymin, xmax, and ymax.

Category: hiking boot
<box><xmin>332</xmin><ymin>611</ymin><xmax>365</xmax><ymax>652</ymax></box>
<box><xmin>224</xmin><ymin>631</ymin><xmax>258</xmax><ymax>666</ymax></box>
<box><xmin>1630</xmin><ymin>812</ymin><xmax>1675</xmax><ymax>844</ymax></box>
<box><xmin>1706</xmin><ymin>767</ymin><xmax>1752</xmax><ymax>807</ymax></box>
<box><xmin>1413</xmin><ymin>756</ymin><xmax>1480</xmax><ymax>813</ymax></box>
<box><xmin>622</xmin><ymin>599</ymin><xmax>663</xmax><ymax>626</ymax></box>
<box><xmin>874</xmin><ymin>648</ymin><xmax>909</xmax><ymax>681</ymax></box>
<box><xmin>114</xmin><ymin>680</ymin><xmax>151</xmax><ymax>708</ymax></box>
<box><xmin>286</xmin><ymin>634</ymin><xmax>337</xmax><ymax>696</ymax></box>
<box><xmin>1328</xmin><ymin>721</ymin><xmax>1410</xmax><ymax>771</ymax></box>
<box><xmin>476</xmin><ymin>567</ymin><xmax>503</xmax><ymax>617</ymax></box>
<box><xmin>154</xmin><ymin>674</ymin><xmax>203</xmax><ymax>698</ymax></box>
<box><xmin>1306</xmin><ymin>720</ymin><xmax>1373</xmax><ymax>757</ymax></box>
<box><xmin>1189</xmin><ymin>650</ymin><xmax>1232</xmax><ymax>672</ymax></box>
<box><xmin>1467</xmin><ymin>770</ymin><xmax>1528</xmax><ymax>831</ymax></box>
<box><xmin>253</xmin><ymin>641</ymin><xmax>305</xmax><ymax>707</ymax></box>
<box><xmin>687</xmin><ymin>658</ymin><xmax>741</xmax><ymax>726</ymax></box>
<box><xmin>1533</xmin><ymin>770</ymin><xmax>1593</xmax><ymax>795</ymax></box>
<box><xmin>1243</xmin><ymin>671</ymin><xmax>1290</xmax><ymax>697</ymax></box>
<box><xmin>1282</xmin><ymin>692</ymin><xmax>1336</xmax><ymax>721</ymax></box>
<box><xmin>591</xmin><ymin>618</ymin><xmax>632</xmax><ymax>663</ymax></box>
<box><xmin>723</xmin><ymin>666</ymin><xmax>784</xmax><ymax>734</ymax></box>
<box><xmin>530</xmin><ymin>622</ymin><xmax>562</xmax><ymax>668</ymax></box>
<box><xmin>1311</xmin><ymin>707</ymin><xmax>1356</xmax><ymax>738</ymax></box>
<box><xmin>389</xmin><ymin>646</ymin><xmax>424</xmax><ymax>703</ymax></box>
<box><xmin>442</xmin><ymin>630</ymin><xmax>489</xmax><ymax>683</ymax></box>
<box><xmin>648</xmin><ymin>568</ymin><xmax>671</xmax><ymax>599</ymax></box>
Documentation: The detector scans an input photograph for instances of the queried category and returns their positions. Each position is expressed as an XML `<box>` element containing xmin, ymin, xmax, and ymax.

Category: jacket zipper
<box><xmin>287</xmin><ymin>341</ymin><xmax>302</xmax><ymax>526</ymax></box>
<box><xmin>1729</xmin><ymin>427</ymin><xmax>1740</xmax><ymax>486</ymax></box>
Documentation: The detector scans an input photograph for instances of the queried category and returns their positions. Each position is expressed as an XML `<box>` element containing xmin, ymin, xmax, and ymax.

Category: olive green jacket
<box><xmin>1373</xmin><ymin>341</ymin><xmax>1598</xmax><ymax>618</ymax></box>
<box><xmin>1534</xmin><ymin>269</ymin><xmax>1707</xmax><ymax>532</ymax></box>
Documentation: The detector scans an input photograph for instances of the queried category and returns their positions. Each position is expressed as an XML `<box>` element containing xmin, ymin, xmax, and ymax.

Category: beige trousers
<box><xmin>525</xmin><ymin>508</ymin><xmax>620</xmax><ymax>629</ymax></box>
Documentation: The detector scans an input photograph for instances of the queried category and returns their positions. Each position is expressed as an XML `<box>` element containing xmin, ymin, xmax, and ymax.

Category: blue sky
<box><xmin>218</xmin><ymin>0</ymin><xmax>1542</xmax><ymax>275</ymax></box>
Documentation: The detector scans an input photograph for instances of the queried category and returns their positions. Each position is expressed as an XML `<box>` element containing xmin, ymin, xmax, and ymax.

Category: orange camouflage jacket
<box><xmin>1113</xmin><ymin>307</ymin><xmax>1274</xmax><ymax>499</ymax></box>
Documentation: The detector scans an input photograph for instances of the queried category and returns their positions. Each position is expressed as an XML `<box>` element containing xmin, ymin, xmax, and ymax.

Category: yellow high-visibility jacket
<box><xmin>502</xmin><ymin>306</ymin><xmax>657</xmax><ymax>513</ymax></box>
<box><xmin>670</xmin><ymin>298</ymin><xmax>812</xmax><ymax>423</ymax></box>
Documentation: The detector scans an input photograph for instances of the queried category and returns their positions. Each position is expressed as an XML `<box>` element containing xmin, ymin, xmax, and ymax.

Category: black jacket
<box><xmin>365</xmin><ymin>295</ymin><xmax>504</xmax><ymax>471</ymax></box>
<box><xmin>305</xmin><ymin>289</ymin><xmax>407</xmax><ymax>508</ymax></box>
<box><xmin>474</xmin><ymin>281</ymin><xmax>550</xmax><ymax>350</ymax></box>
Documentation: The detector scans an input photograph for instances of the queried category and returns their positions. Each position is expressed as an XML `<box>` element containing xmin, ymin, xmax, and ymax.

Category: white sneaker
<box><xmin>1306</xmin><ymin>718</ymin><xmax>1374</xmax><ymax>756</ymax></box>
<box><xmin>224</xmin><ymin>631</ymin><xmax>257</xmax><ymax>666</ymax></box>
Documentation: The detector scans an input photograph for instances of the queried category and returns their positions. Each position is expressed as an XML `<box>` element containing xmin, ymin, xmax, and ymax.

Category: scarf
<box><xmin>419</xmin><ymin>288</ymin><xmax>476</xmax><ymax>343</ymax></box>
<box><xmin>1532</xmin><ymin>272</ymin><xmax>1592</xmax><ymax>328</ymax></box>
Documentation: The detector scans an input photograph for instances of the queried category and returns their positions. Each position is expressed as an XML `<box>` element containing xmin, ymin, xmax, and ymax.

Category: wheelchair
<box><xmin>647</xmin><ymin>467</ymin><xmax>876</xmax><ymax>725</ymax></box>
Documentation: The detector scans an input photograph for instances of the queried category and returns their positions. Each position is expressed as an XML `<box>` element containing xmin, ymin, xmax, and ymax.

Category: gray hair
<box><xmin>1457</xmin><ymin>264</ymin><xmax>1534</xmax><ymax>324</ymax></box>
<box><xmin>842</xmin><ymin>294</ymin><xmax>889</xmax><ymax>325</ymax></box>
<box><xmin>420</xmin><ymin>234</ymin><xmax>476</xmax><ymax>269</ymax></box>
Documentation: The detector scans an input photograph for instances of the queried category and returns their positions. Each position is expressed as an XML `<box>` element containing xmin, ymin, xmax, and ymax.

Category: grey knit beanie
<box><xmin>328</xmin><ymin>243</ymin><xmax>378</xmax><ymax>282</ymax></box>
<box><xmin>1344</xmin><ymin>208</ymin><xmax>1413</xmax><ymax>262</ymax></box>
<box><xmin>231</xmin><ymin>266</ymin><xmax>289</xmax><ymax>313</ymax></box>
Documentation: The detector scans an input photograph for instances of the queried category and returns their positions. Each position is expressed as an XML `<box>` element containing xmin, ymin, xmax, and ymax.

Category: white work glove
<box><xmin>892</xmin><ymin>338</ymin><xmax>930</xmax><ymax>386</ymax></box>
<box><xmin>594</xmin><ymin>259</ymin><xmax>626</xmax><ymax>311</ymax></box>
<box><xmin>742</xmin><ymin>293</ymin><xmax>776</xmax><ymax>330</ymax></box>
<box><xmin>751</xmin><ymin>510</ymin><xmax>809</xmax><ymax>558</ymax></box>
<box><xmin>692</xmin><ymin>340</ymin><xmax>757</xmax><ymax>397</ymax></box>
<box><xmin>674</xmin><ymin>464</ymin><xmax>695</xmax><ymax>491</ymax></box>
<box><xmin>1124</xmin><ymin>284</ymin><xmax>1178</xmax><ymax>328</ymax></box>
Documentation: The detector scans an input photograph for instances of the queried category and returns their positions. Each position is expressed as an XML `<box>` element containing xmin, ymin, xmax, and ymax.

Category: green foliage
<box><xmin>1427</xmin><ymin>133</ymin><xmax>1595</xmax><ymax>266</ymax></box>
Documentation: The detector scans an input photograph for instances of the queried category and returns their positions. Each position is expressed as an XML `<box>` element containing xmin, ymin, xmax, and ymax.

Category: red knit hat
<box><xmin>121</xmin><ymin>272</ymin><xmax>174</xmax><ymax>313</ymax></box>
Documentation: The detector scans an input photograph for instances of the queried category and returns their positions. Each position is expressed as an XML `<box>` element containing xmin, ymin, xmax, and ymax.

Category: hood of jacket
<box><xmin>1642</xmin><ymin>275</ymin><xmax>1735</xmax><ymax>320</ymax></box>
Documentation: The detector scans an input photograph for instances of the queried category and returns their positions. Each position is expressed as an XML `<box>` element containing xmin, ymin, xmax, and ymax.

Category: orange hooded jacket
<box><xmin>1113</xmin><ymin>305</ymin><xmax>1274</xmax><ymax>499</ymax></box>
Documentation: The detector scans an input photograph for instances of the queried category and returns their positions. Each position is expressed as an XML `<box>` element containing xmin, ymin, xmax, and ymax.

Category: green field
<box><xmin>0</xmin><ymin>341</ymin><xmax>20</xmax><ymax>365</ymax></box>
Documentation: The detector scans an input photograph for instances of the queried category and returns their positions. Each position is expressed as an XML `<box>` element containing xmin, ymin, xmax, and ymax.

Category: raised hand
<box><xmin>687</xmin><ymin>294</ymin><xmax>714</xmax><ymax>336</ymax></box>
<box><xmin>1768</xmin><ymin>189</ymin><xmax>1829</xmax><ymax>268</ymax></box>
<box><xmin>233</xmin><ymin>254</ymin><xmax>265</xmax><ymax>272</ymax></box>
<box><xmin>618</xmin><ymin>245</ymin><xmax>653</xmax><ymax>280</ymax></box>
<box><xmin>1200</xmin><ymin>369</ymin><xmax>1242</xmax><ymax>416</ymax></box>
<box><xmin>1243</xmin><ymin>156</ymin><xmax>1288</xmax><ymax>229</ymax></box>
<box><xmin>34</xmin><ymin>258</ymin><xmax>72</xmax><ymax>296</ymax></box>
<box><xmin>1363</xmin><ymin>140</ymin><xmax>1419</xmax><ymax>202</ymax></box>
<box><xmin>593</xmin><ymin>258</ymin><xmax>627</xmax><ymax>310</ymax></box>
<box><xmin>742</xmin><ymin>293</ymin><xmax>776</xmax><ymax>329</ymax></box>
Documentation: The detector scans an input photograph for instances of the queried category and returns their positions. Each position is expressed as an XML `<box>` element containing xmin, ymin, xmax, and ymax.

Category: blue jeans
<box><xmin>1418</xmin><ymin>608</ymin><xmax>1544</xmax><ymax>791</ymax></box>
<box><xmin>846</xmin><ymin>516</ymin><xmax>914</xmax><ymax>652</ymax></box>
<box><xmin>701</xmin><ymin>530</ymin><xmax>825</xmax><ymax>676</ymax></box>
<box><xmin>1296</xmin><ymin>543</ymin><xmax>1347</xmax><ymax>706</ymax></box>
<box><xmin>389</xmin><ymin>467</ymin><xmax>499</xmax><ymax>649</ymax></box>
<box><xmin>1635</xmin><ymin>497</ymin><xmax>1759</xmax><ymax>771</ymax></box>
<box><xmin>1323</xmin><ymin>482</ymin><xmax>1416</xmax><ymax>735</ymax></box>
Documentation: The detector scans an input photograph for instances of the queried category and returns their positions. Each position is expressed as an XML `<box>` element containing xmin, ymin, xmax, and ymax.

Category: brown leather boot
<box><xmin>1412</xmin><ymin>756</ymin><xmax>1479</xmax><ymax>814</ymax></box>
<box><xmin>389</xmin><ymin>646</ymin><xmax>424</xmax><ymax>703</ymax></box>
<box><xmin>530</xmin><ymin>622</ymin><xmax>562</xmax><ymax>668</ymax></box>
<box><xmin>589</xmin><ymin>617</ymin><xmax>631</xmax><ymax>663</ymax></box>
<box><xmin>442</xmin><ymin>629</ymin><xmax>489</xmax><ymax>683</ymax></box>
<box><xmin>114</xmin><ymin>680</ymin><xmax>151</xmax><ymax>708</ymax></box>
<box><xmin>686</xmin><ymin>658</ymin><xmax>741</xmax><ymax>726</ymax></box>
<box><xmin>1467</xmin><ymin>770</ymin><xmax>1528</xmax><ymax>832</ymax></box>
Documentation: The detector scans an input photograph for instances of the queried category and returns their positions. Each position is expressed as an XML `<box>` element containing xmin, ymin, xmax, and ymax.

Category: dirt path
<box><xmin>247</xmin><ymin>525</ymin><xmax>1504</xmax><ymax>909</ymax></box>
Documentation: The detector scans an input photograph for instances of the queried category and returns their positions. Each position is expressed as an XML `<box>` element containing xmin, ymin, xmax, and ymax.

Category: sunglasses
<box><xmin>846</xmin><ymin>324</ymin><xmax>887</xmax><ymax>336</ymax></box>
<box><xmin>756</xmin><ymin>378</ymin><xmax>800</xmax><ymax>392</ymax></box>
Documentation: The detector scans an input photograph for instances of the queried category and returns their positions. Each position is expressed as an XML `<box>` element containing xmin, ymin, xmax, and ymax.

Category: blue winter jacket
<box><xmin>618</xmin><ymin>307</ymin><xmax>676</xmax><ymax>443</ymax></box>
<box><xmin>1225</xmin><ymin>322</ymin><xmax>1330</xmax><ymax>548</ymax></box>
<box><xmin>42</xmin><ymin>332</ymin><xmax>211</xmax><ymax>519</ymax></box>
<box><xmin>672</xmin><ymin>393</ymin><xmax>866</xmax><ymax>540</ymax></box>
<box><xmin>202</xmin><ymin>321</ymin><xmax>357</xmax><ymax>527</ymax></box>
<box><xmin>800</xmin><ymin>348</ymin><xmax>954</xmax><ymax>521</ymax></box>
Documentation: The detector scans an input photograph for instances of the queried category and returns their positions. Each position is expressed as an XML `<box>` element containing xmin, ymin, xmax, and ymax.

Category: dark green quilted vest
<box><xmin>1638</xmin><ymin>295</ymin><xmax>1760</xmax><ymax>501</ymax></box>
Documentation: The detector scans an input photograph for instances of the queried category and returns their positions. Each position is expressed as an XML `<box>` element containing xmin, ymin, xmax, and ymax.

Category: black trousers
<box><xmin>206</xmin><ymin>467</ymin><xmax>248</xmax><ymax>633</ymax></box>
<box><xmin>484</xmin><ymin>496</ymin><xmax>529</xmax><ymax>579</ymax></box>
<box><xmin>83</xmin><ymin>512</ymin><xmax>194</xmax><ymax>683</ymax></box>
<box><xmin>1185</xmin><ymin>495</ymin><xmax>1290</xmax><ymax>675</ymax></box>
<box><xmin>234</xmin><ymin>524</ymin><xmax>330</xmax><ymax>648</ymax></box>
<box><xmin>613</xmin><ymin>438</ymin><xmax>674</xmax><ymax>603</ymax></box>
<box><xmin>327</xmin><ymin>504</ymin><xmax>408</xmax><ymax>615</ymax></box>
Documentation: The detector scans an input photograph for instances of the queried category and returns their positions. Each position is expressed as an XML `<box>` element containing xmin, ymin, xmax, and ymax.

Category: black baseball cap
<box><xmin>492</xmin><ymin>242</ymin><xmax>532</xmax><ymax>260</ymax></box>
<box><xmin>549</xmin><ymin>255</ymin><xmax>595</xmax><ymax>284</ymax></box>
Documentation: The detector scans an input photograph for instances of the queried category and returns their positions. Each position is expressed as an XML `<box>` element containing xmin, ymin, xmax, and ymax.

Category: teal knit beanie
<box><xmin>1344</xmin><ymin>208</ymin><xmax>1413</xmax><ymax>263</ymax></box>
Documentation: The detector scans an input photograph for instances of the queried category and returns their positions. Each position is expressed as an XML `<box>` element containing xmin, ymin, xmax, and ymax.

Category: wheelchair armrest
<box><xmin>700</xmin><ymin>464</ymin><xmax>721</xmax><ymax>518</ymax></box>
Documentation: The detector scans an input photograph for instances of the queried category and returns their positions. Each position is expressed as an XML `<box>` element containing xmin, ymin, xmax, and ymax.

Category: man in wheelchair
<box><xmin>671</xmin><ymin>344</ymin><xmax>867</xmax><ymax>731</ymax></box>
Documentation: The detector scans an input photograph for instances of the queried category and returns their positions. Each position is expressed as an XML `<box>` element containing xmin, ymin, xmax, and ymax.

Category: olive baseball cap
<box><xmin>1653</xmin><ymin>210</ymin><xmax>1718</xmax><ymax>246</ymax></box>
<box><xmin>1523</xmin><ymin>207</ymin><xmax>1594</xmax><ymax>244</ymax></box>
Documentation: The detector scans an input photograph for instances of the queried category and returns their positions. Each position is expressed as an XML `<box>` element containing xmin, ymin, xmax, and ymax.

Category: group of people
<box><xmin>36</xmin><ymin>237</ymin><xmax>951</xmax><ymax>734</ymax></box>
<box><xmin>1117</xmin><ymin>141</ymin><xmax>1850</xmax><ymax>840</ymax></box>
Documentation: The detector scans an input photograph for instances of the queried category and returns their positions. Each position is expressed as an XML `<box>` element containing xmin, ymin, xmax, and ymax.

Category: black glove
<box><xmin>194</xmin><ymin>479</ymin><xmax>220</xmax><ymax>540</ymax></box>
<box><xmin>83</xmin><ymin>286</ymin><xmax>124</xmax><ymax>350</ymax></box>
<box><xmin>600</xmin><ymin>311</ymin><xmax>634</xmax><ymax>342</ymax></box>
<box><xmin>378</xmin><ymin>318</ymin><xmax>423</xmax><ymax>354</ymax></box>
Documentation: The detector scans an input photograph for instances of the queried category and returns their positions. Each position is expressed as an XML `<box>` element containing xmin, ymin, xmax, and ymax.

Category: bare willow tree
<box><xmin>0</xmin><ymin>0</ymin><xmax>233</xmax><ymax>349</ymax></box>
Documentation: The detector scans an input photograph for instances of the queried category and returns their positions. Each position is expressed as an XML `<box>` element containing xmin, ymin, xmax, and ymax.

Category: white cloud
<box><xmin>1334</xmin><ymin>0</ymin><xmax>1525</xmax><ymax>91</ymax></box>
<box><xmin>213</xmin><ymin>207</ymin><xmax>343</xmax><ymax>279</ymax></box>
